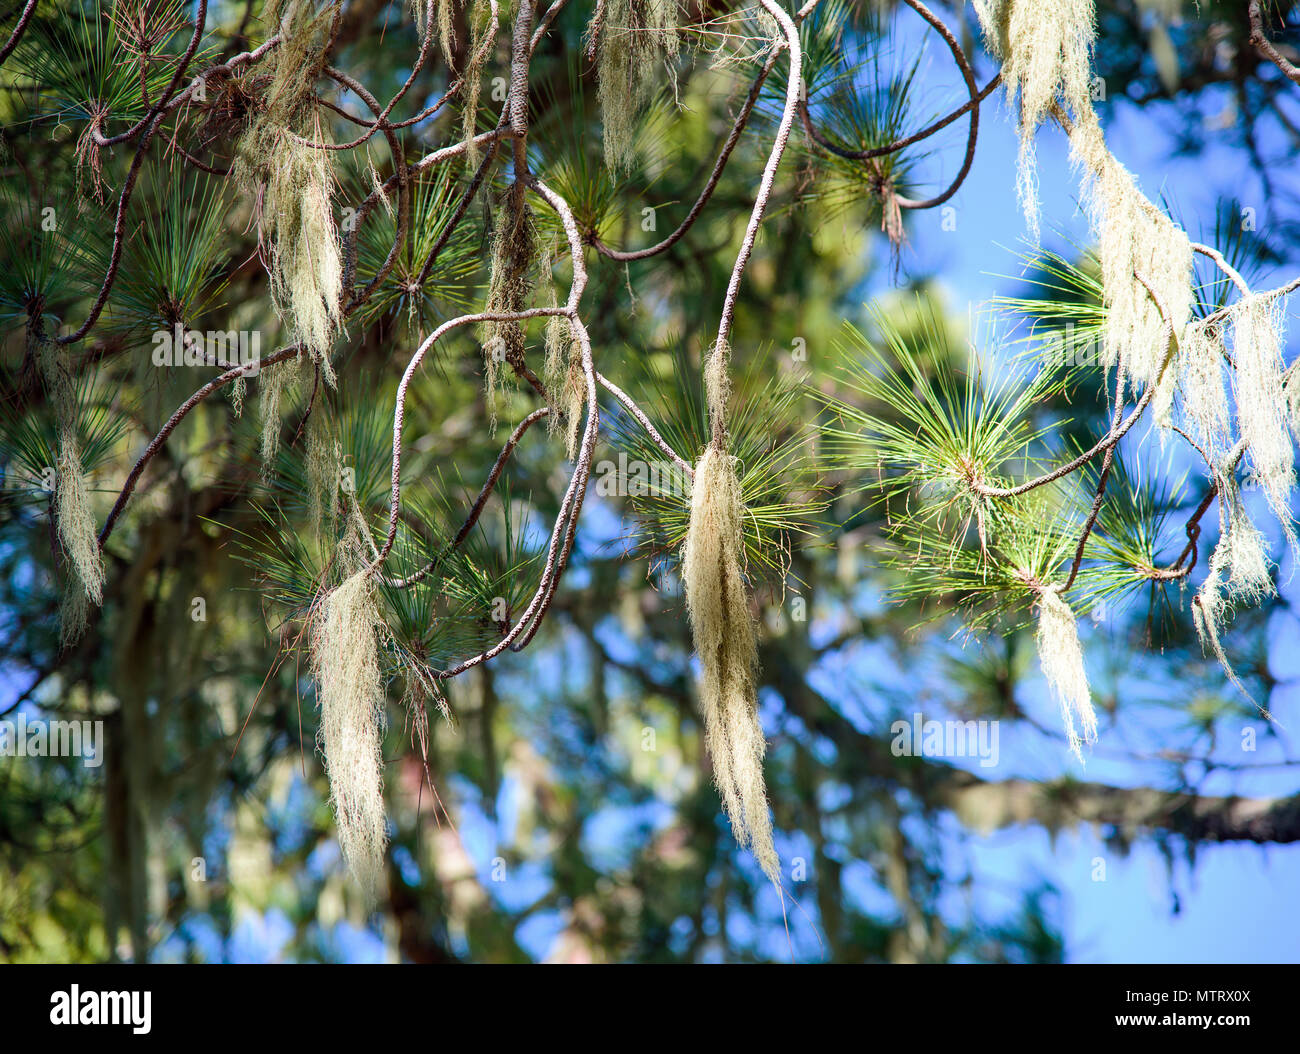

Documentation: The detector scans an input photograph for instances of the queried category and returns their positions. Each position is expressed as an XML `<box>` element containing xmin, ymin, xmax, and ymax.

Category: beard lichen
<box><xmin>542</xmin><ymin>251</ymin><xmax>583</xmax><ymax>458</ymax></box>
<box><xmin>459</xmin><ymin>0</ymin><xmax>493</xmax><ymax>161</ymax></box>
<box><xmin>258</xmin><ymin>353</ymin><xmax>303</xmax><ymax>470</ymax></box>
<box><xmin>1068</xmin><ymin>113</ymin><xmax>1193</xmax><ymax>399</ymax></box>
<box><xmin>1228</xmin><ymin>293</ymin><xmax>1295</xmax><ymax>545</ymax></box>
<box><xmin>681</xmin><ymin>339</ymin><xmax>780</xmax><ymax>885</ymax></box>
<box><xmin>233</xmin><ymin>0</ymin><xmax>344</xmax><ymax>380</ymax></box>
<box><xmin>305</xmin><ymin>400</ymin><xmax>341</xmax><ymax>539</ymax></box>
<box><xmin>592</xmin><ymin>0</ymin><xmax>680</xmax><ymax>172</ymax></box>
<box><xmin>682</xmin><ymin>445</ymin><xmax>780</xmax><ymax>885</ymax></box>
<box><xmin>1194</xmin><ymin>476</ymin><xmax>1275</xmax><ymax>708</ymax></box>
<box><xmin>38</xmin><ymin>343</ymin><xmax>105</xmax><ymax>641</ymax></box>
<box><xmin>975</xmin><ymin>0</ymin><xmax>1096</xmax><ymax>239</ymax></box>
<box><xmin>311</xmin><ymin>569</ymin><xmax>390</xmax><ymax>900</ymax></box>
<box><xmin>1178</xmin><ymin>317</ymin><xmax>1233</xmax><ymax>462</ymax></box>
<box><xmin>481</xmin><ymin>187</ymin><xmax>538</xmax><ymax>425</ymax></box>
<box><xmin>1034</xmin><ymin>586</ymin><xmax>1097</xmax><ymax>763</ymax></box>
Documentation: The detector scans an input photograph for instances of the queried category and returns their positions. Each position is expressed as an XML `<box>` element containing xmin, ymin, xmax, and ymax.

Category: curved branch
<box><xmin>324</xmin><ymin>65</ymin><xmax>410</xmax><ymax>311</ymax></box>
<box><xmin>294</xmin><ymin>0</ymin><xmax>501</xmax><ymax>150</ymax></box>
<box><xmin>1191</xmin><ymin>240</ymin><xmax>1251</xmax><ymax>297</ymax></box>
<box><xmin>92</xmin><ymin>0</ymin><xmax>211</xmax><ymax>148</ymax></box>
<box><xmin>368</xmin><ymin>306</ymin><xmax>570</xmax><ymax>570</ymax></box>
<box><xmin>98</xmin><ymin>345</ymin><xmax>306</xmax><ymax>547</ymax></box>
<box><xmin>715</xmin><ymin>0</ymin><xmax>801</xmax><ymax>351</ymax></box>
<box><xmin>0</xmin><ymin>0</ymin><xmax>37</xmax><ymax>67</ymax></box>
<box><xmin>1249</xmin><ymin>0</ymin><xmax>1300</xmax><ymax>87</ymax></box>
<box><xmin>591</xmin><ymin>46</ymin><xmax>781</xmax><ymax>262</ymax></box>
<box><xmin>385</xmin><ymin>407</ymin><xmax>552</xmax><ymax>588</ymax></box>
<box><xmin>56</xmin><ymin>111</ymin><xmax>165</xmax><ymax>345</ymax></box>
<box><xmin>893</xmin><ymin>0</ymin><xmax>982</xmax><ymax>210</ymax></box>
<box><xmin>799</xmin><ymin>0</ymin><xmax>986</xmax><ymax>210</ymax></box>
<box><xmin>423</xmin><ymin>178</ymin><xmax>599</xmax><ymax>674</ymax></box>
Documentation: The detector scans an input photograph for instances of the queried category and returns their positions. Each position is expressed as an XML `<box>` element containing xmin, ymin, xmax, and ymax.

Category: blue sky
<box><xmin>853</xmin><ymin>15</ymin><xmax>1300</xmax><ymax>965</ymax></box>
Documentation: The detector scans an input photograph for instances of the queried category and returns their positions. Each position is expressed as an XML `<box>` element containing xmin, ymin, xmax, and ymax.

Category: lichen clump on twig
<box><xmin>233</xmin><ymin>0</ymin><xmax>344</xmax><ymax>379</ymax></box>
<box><xmin>592</xmin><ymin>0</ymin><xmax>680</xmax><ymax>172</ymax></box>
<box><xmin>975</xmin><ymin>0</ymin><xmax>1096</xmax><ymax>238</ymax></box>
<box><xmin>682</xmin><ymin>341</ymin><xmax>780</xmax><ymax>884</ymax></box>
<box><xmin>311</xmin><ymin>569</ymin><xmax>390</xmax><ymax>899</ymax></box>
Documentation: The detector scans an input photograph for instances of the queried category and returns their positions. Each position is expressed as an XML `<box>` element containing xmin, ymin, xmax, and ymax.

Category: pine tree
<box><xmin>3</xmin><ymin>0</ymin><xmax>1300</xmax><ymax>960</ymax></box>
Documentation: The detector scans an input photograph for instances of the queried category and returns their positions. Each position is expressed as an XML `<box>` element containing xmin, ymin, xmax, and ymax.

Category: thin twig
<box><xmin>0</xmin><ymin>0</ymin><xmax>37</xmax><ymax>67</ymax></box>
<box><xmin>591</xmin><ymin>47</ymin><xmax>781</xmax><ymax>262</ymax></box>
<box><xmin>1249</xmin><ymin>0</ymin><xmax>1300</xmax><ymax>87</ymax></box>
<box><xmin>98</xmin><ymin>345</ymin><xmax>306</xmax><ymax>547</ymax></box>
<box><xmin>596</xmin><ymin>372</ymin><xmax>693</xmax><ymax>476</ymax></box>
<box><xmin>715</xmin><ymin>0</ymin><xmax>801</xmax><ymax>352</ymax></box>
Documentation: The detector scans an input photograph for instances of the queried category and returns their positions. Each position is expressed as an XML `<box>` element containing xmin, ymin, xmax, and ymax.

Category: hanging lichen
<box><xmin>408</xmin><ymin>0</ymin><xmax>456</xmax><ymax>63</ymax></box>
<box><xmin>1034</xmin><ymin>586</ymin><xmax>1097</xmax><ymax>763</ymax></box>
<box><xmin>681</xmin><ymin>341</ymin><xmax>780</xmax><ymax>885</ymax></box>
<box><xmin>974</xmin><ymin>0</ymin><xmax>1096</xmax><ymax>238</ymax></box>
<box><xmin>542</xmin><ymin>253</ymin><xmax>583</xmax><ymax>459</ymax></box>
<box><xmin>1069</xmin><ymin>113</ymin><xmax>1193</xmax><ymax>399</ymax></box>
<box><xmin>1177</xmin><ymin>316</ymin><xmax>1233</xmax><ymax>463</ymax></box>
<box><xmin>37</xmin><ymin>342</ymin><xmax>105</xmax><ymax>640</ymax></box>
<box><xmin>311</xmin><ymin>569</ymin><xmax>390</xmax><ymax>900</ymax></box>
<box><xmin>592</xmin><ymin>0</ymin><xmax>680</xmax><ymax>171</ymax></box>
<box><xmin>233</xmin><ymin>0</ymin><xmax>343</xmax><ymax>379</ymax></box>
<box><xmin>258</xmin><ymin>354</ymin><xmax>303</xmax><ymax>469</ymax></box>
<box><xmin>1193</xmin><ymin>476</ymin><xmax>1274</xmax><ymax>704</ymax></box>
<box><xmin>481</xmin><ymin>187</ymin><xmax>537</xmax><ymax>426</ymax></box>
<box><xmin>1228</xmin><ymin>293</ymin><xmax>1295</xmax><ymax>544</ymax></box>
<box><xmin>460</xmin><ymin>0</ymin><xmax>493</xmax><ymax>162</ymax></box>
<box><xmin>305</xmin><ymin>400</ymin><xmax>341</xmax><ymax>539</ymax></box>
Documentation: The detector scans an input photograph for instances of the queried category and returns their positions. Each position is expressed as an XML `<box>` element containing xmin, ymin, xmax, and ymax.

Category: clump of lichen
<box><xmin>233</xmin><ymin>0</ymin><xmax>344</xmax><ymax>380</ymax></box>
<box><xmin>592</xmin><ymin>0</ymin><xmax>680</xmax><ymax>171</ymax></box>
